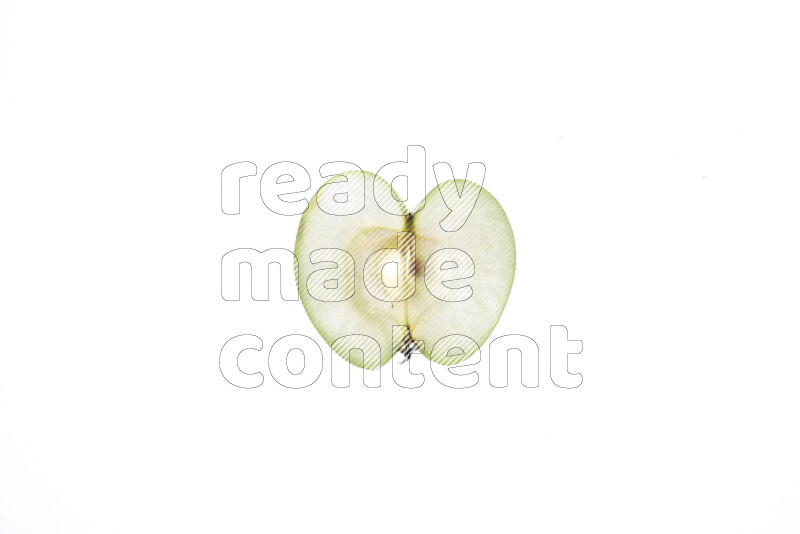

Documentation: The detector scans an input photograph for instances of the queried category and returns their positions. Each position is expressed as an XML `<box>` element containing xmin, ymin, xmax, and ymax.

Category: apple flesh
<box><xmin>294</xmin><ymin>171</ymin><xmax>515</xmax><ymax>369</ymax></box>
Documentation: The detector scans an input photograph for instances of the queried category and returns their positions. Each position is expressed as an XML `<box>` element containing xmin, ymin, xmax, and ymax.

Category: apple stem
<box><xmin>400</xmin><ymin>327</ymin><xmax>416</xmax><ymax>363</ymax></box>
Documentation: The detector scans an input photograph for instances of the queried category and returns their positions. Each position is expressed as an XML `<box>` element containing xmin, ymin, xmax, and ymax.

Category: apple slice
<box><xmin>294</xmin><ymin>171</ymin><xmax>515</xmax><ymax>369</ymax></box>
<box><xmin>406</xmin><ymin>179</ymin><xmax>516</xmax><ymax>364</ymax></box>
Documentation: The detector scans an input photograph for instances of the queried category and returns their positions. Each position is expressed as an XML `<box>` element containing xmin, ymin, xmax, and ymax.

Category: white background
<box><xmin>2</xmin><ymin>1</ymin><xmax>799</xmax><ymax>532</ymax></box>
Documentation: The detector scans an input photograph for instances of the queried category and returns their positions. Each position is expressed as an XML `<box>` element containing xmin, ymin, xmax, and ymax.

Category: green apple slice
<box><xmin>294</xmin><ymin>171</ymin><xmax>515</xmax><ymax>369</ymax></box>
<box><xmin>294</xmin><ymin>171</ymin><xmax>408</xmax><ymax>369</ymax></box>
<box><xmin>407</xmin><ymin>179</ymin><xmax>516</xmax><ymax>365</ymax></box>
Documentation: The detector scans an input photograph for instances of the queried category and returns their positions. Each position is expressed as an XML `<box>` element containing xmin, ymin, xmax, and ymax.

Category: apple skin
<box><xmin>294</xmin><ymin>171</ymin><xmax>515</xmax><ymax>369</ymax></box>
